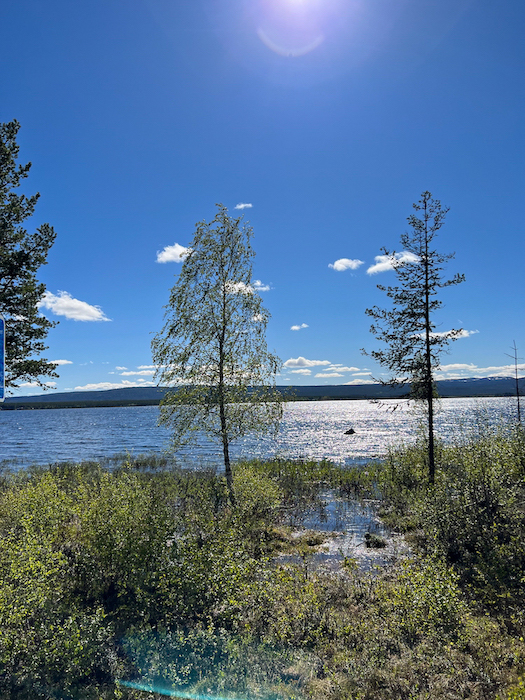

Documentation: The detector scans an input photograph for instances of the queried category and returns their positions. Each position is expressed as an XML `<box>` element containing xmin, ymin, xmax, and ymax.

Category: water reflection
<box><xmin>0</xmin><ymin>396</ymin><xmax>516</xmax><ymax>469</ymax></box>
<box><xmin>278</xmin><ymin>490</ymin><xmax>410</xmax><ymax>573</ymax></box>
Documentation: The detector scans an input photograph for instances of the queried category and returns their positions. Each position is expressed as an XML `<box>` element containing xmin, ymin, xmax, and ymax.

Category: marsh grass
<box><xmin>377</xmin><ymin>423</ymin><xmax>525</xmax><ymax>616</ymax></box>
<box><xmin>1</xmin><ymin>438</ymin><xmax>525</xmax><ymax>699</ymax></box>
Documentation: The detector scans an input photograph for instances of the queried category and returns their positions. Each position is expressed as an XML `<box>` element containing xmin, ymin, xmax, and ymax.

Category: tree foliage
<box><xmin>0</xmin><ymin>120</ymin><xmax>58</xmax><ymax>389</ymax></box>
<box><xmin>152</xmin><ymin>204</ymin><xmax>283</xmax><ymax>500</ymax></box>
<box><xmin>364</xmin><ymin>191</ymin><xmax>465</xmax><ymax>481</ymax></box>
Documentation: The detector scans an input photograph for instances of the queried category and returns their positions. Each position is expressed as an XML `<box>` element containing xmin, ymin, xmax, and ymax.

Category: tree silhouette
<box><xmin>364</xmin><ymin>192</ymin><xmax>465</xmax><ymax>483</ymax></box>
<box><xmin>0</xmin><ymin>121</ymin><xmax>58</xmax><ymax>391</ymax></box>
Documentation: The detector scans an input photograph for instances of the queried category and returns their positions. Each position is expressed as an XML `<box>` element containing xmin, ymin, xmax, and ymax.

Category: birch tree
<box><xmin>152</xmin><ymin>205</ymin><xmax>283</xmax><ymax>502</ymax></box>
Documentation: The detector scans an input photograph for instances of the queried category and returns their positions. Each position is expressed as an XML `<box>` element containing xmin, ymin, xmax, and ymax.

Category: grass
<box><xmin>1</xmin><ymin>427</ymin><xmax>525</xmax><ymax>698</ymax></box>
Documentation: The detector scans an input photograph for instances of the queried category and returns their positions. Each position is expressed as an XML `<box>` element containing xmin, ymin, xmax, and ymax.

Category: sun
<box><xmin>281</xmin><ymin>0</ymin><xmax>323</xmax><ymax>10</ymax></box>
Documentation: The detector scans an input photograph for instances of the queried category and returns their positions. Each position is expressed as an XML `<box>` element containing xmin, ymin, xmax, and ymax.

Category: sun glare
<box><xmin>257</xmin><ymin>28</ymin><xmax>324</xmax><ymax>57</ymax></box>
<box><xmin>284</xmin><ymin>0</ymin><xmax>322</xmax><ymax>6</ymax></box>
<box><xmin>257</xmin><ymin>0</ymin><xmax>329</xmax><ymax>57</ymax></box>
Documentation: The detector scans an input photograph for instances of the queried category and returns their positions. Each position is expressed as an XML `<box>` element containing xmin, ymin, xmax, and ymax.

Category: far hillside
<box><xmin>1</xmin><ymin>377</ymin><xmax>521</xmax><ymax>410</ymax></box>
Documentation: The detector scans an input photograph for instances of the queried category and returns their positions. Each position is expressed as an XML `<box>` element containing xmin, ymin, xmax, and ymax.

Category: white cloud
<box><xmin>225</xmin><ymin>279</ymin><xmax>270</xmax><ymax>295</ymax></box>
<box><xmin>137</xmin><ymin>365</ymin><xmax>157</xmax><ymax>370</ymax></box>
<box><xmin>20</xmin><ymin>381</ymin><xmax>57</xmax><ymax>389</ymax></box>
<box><xmin>315</xmin><ymin>372</ymin><xmax>344</xmax><ymax>378</ymax></box>
<box><xmin>74</xmin><ymin>382</ymin><xmax>122</xmax><ymax>391</ymax></box>
<box><xmin>115</xmin><ymin>366</ymin><xmax>128</xmax><ymax>371</ymax></box>
<box><xmin>327</xmin><ymin>365</ymin><xmax>360</xmax><ymax>372</ymax></box>
<box><xmin>343</xmin><ymin>378</ymin><xmax>375</xmax><ymax>385</ymax></box>
<box><xmin>481</xmin><ymin>363</ymin><xmax>525</xmax><ymax>376</ymax></box>
<box><xmin>73</xmin><ymin>380</ymin><xmax>156</xmax><ymax>391</ymax></box>
<box><xmin>433</xmin><ymin>329</ymin><xmax>479</xmax><ymax>339</ymax></box>
<box><xmin>38</xmin><ymin>291</ymin><xmax>111</xmax><ymax>322</ymax></box>
<box><xmin>290</xmin><ymin>368</ymin><xmax>312</xmax><ymax>375</ymax></box>
<box><xmin>435</xmin><ymin>361</ymin><xmax>525</xmax><ymax>380</ymax></box>
<box><xmin>439</xmin><ymin>363</ymin><xmax>478</xmax><ymax>371</ymax></box>
<box><xmin>328</xmin><ymin>258</ymin><xmax>364</xmax><ymax>272</ymax></box>
<box><xmin>434</xmin><ymin>373</ymin><xmax>469</xmax><ymax>381</ymax></box>
<box><xmin>253</xmin><ymin>279</ymin><xmax>271</xmax><ymax>292</ymax></box>
<box><xmin>367</xmin><ymin>251</ymin><xmax>419</xmax><ymax>275</ymax></box>
<box><xmin>291</xmin><ymin>323</ymin><xmax>308</xmax><ymax>331</ymax></box>
<box><xmin>234</xmin><ymin>203</ymin><xmax>253</xmax><ymax>210</ymax></box>
<box><xmin>119</xmin><ymin>370</ymin><xmax>156</xmax><ymax>376</ymax></box>
<box><xmin>284</xmin><ymin>356</ymin><xmax>331</xmax><ymax>368</ymax></box>
<box><xmin>225</xmin><ymin>281</ymin><xmax>253</xmax><ymax>295</ymax></box>
<box><xmin>351</xmin><ymin>371</ymin><xmax>373</xmax><ymax>377</ymax></box>
<box><xmin>156</xmin><ymin>243</ymin><xmax>190</xmax><ymax>263</ymax></box>
<box><xmin>415</xmin><ymin>329</ymin><xmax>479</xmax><ymax>340</ymax></box>
<box><xmin>50</xmin><ymin>359</ymin><xmax>73</xmax><ymax>366</ymax></box>
<box><xmin>484</xmin><ymin>363</ymin><xmax>525</xmax><ymax>374</ymax></box>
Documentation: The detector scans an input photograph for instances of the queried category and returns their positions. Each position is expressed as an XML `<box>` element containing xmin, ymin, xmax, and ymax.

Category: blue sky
<box><xmin>2</xmin><ymin>0</ymin><xmax>524</xmax><ymax>395</ymax></box>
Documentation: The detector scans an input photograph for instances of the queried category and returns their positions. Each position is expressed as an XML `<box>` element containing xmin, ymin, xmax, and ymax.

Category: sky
<box><xmin>2</xmin><ymin>0</ymin><xmax>524</xmax><ymax>395</ymax></box>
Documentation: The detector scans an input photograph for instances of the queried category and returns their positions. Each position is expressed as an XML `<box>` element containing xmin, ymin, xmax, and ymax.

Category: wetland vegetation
<box><xmin>1</xmin><ymin>424</ymin><xmax>525</xmax><ymax>699</ymax></box>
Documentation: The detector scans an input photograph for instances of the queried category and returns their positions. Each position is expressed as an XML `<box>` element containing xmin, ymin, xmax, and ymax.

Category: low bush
<box><xmin>377</xmin><ymin>424</ymin><xmax>525</xmax><ymax>617</ymax></box>
<box><xmin>1</xmin><ymin>435</ymin><xmax>525</xmax><ymax>699</ymax></box>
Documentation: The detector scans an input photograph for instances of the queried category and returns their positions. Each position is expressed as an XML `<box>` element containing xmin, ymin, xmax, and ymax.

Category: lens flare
<box><xmin>118</xmin><ymin>680</ymin><xmax>245</xmax><ymax>700</ymax></box>
<box><xmin>257</xmin><ymin>27</ymin><xmax>324</xmax><ymax>56</ymax></box>
<box><xmin>256</xmin><ymin>0</ymin><xmax>329</xmax><ymax>57</ymax></box>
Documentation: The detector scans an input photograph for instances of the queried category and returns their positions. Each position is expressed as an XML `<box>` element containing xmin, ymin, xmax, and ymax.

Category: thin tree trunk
<box><xmin>219</xmin><ymin>395</ymin><xmax>235</xmax><ymax>504</ymax></box>
<box><xmin>425</xmin><ymin>321</ymin><xmax>435</xmax><ymax>483</ymax></box>
<box><xmin>218</xmin><ymin>318</ymin><xmax>235</xmax><ymax>504</ymax></box>
<box><xmin>513</xmin><ymin>342</ymin><xmax>522</xmax><ymax>424</ymax></box>
<box><xmin>427</xmin><ymin>383</ymin><xmax>435</xmax><ymax>484</ymax></box>
<box><xmin>423</xmin><ymin>202</ymin><xmax>435</xmax><ymax>484</ymax></box>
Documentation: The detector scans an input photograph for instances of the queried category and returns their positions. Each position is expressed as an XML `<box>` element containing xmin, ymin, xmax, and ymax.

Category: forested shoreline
<box><xmin>2</xmin><ymin>377</ymin><xmax>521</xmax><ymax>410</ymax></box>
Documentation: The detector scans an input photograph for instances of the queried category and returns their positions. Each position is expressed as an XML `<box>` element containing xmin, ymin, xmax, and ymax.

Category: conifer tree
<box><xmin>364</xmin><ymin>192</ymin><xmax>465</xmax><ymax>482</ymax></box>
<box><xmin>0</xmin><ymin>121</ymin><xmax>58</xmax><ymax>390</ymax></box>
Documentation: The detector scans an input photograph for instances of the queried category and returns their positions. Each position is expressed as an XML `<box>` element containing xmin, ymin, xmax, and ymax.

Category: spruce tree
<box><xmin>364</xmin><ymin>191</ymin><xmax>465</xmax><ymax>482</ymax></box>
<box><xmin>0</xmin><ymin>121</ymin><xmax>58</xmax><ymax>390</ymax></box>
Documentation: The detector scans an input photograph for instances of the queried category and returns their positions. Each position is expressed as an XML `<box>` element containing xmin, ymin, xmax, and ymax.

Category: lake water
<box><xmin>0</xmin><ymin>396</ymin><xmax>517</xmax><ymax>470</ymax></box>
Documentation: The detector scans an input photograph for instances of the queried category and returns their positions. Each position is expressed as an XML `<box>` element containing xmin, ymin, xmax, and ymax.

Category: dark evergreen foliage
<box><xmin>0</xmin><ymin>120</ymin><xmax>58</xmax><ymax>390</ymax></box>
<box><xmin>364</xmin><ymin>191</ymin><xmax>465</xmax><ymax>481</ymax></box>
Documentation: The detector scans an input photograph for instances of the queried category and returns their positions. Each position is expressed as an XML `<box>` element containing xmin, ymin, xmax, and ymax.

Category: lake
<box><xmin>0</xmin><ymin>396</ymin><xmax>517</xmax><ymax>470</ymax></box>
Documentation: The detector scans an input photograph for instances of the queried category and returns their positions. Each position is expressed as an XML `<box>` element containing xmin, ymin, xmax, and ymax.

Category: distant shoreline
<box><xmin>1</xmin><ymin>377</ymin><xmax>520</xmax><ymax>410</ymax></box>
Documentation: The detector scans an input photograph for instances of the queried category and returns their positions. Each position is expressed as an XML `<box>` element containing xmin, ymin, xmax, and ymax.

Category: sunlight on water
<box><xmin>0</xmin><ymin>397</ymin><xmax>516</xmax><ymax>469</ymax></box>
